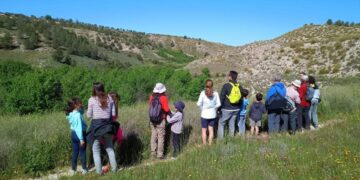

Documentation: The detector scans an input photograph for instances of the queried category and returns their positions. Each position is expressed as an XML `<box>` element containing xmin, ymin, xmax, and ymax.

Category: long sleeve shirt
<box><xmin>286</xmin><ymin>86</ymin><xmax>301</xmax><ymax>104</ymax></box>
<box><xmin>196</xmin><ymin>90</ymin><xmax>221</xmax><ymax>119</ymax></box>
<box><xmin>66</xmin><ymin>110</ymin><xmax>87</xmax><ymax>140</ymax></box>
<box><xmin>87</xmin><ymin>96</ymin><xmax>115</xmax><ymax>120</ymax></box>
<box><xmin>149</xmin><ymin>94</ymin><xmax>170</xmax><ymax>120</ymax></box>
<box><xmin>299</xmin><ymin>83</ymin><xmax>310</xmax><ymax>107</ymax></box>
<box><xmin>167</xmin><ymin>111</ymin><xmax>184</xmax><ymax>134</ymax></box>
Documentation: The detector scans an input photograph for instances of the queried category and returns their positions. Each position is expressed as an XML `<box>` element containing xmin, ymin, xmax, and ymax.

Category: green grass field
<box><xmin>0</xmin><ymin>80</ymin><xmax>359</xmax><ymax>179</ymax></box>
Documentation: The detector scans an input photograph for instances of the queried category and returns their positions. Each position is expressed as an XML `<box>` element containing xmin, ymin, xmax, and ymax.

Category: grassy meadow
<box><xmin>0</xmin><ymin>79</ymin><xmax>360</xmax><ymax>179</ymax></box>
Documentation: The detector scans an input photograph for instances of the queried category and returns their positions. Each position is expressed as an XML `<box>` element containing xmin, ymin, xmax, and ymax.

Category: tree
<box><xmin>326</xmin><ymin>19</ymin><xmax>333</xmax><ymax>25</ymax></box>
<box><xmin>0</xmin><ymin>32</ymin><xmax>13</xmax><ymax>49</ymax></box>
<box><xmin>23</xmin><ymin>32</ymin><xmax>38</xmax><ymax>50</ymax></box>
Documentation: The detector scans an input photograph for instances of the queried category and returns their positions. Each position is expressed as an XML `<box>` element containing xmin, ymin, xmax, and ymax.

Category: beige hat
<box><xmin>292</xmin><ymin>80</ymin><xmax>301</xmax><ymax>88</ymax></box>
<box><xmin>153</xmin><ymin>83</ymin><xmax>166</xmax><ymax>93</ymax></box>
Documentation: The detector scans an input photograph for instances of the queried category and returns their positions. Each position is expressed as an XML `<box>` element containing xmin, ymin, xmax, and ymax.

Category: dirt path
<box><xmin>28</xmin><ymin>119</ymin><xmax>344</xmax><ymax>180</ymax></box>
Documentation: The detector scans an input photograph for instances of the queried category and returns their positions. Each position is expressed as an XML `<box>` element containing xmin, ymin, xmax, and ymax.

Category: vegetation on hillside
<box><xmin>0</xmin><ymin>61</ymin><xmax>209</xmax><ymax>115</ymax></box>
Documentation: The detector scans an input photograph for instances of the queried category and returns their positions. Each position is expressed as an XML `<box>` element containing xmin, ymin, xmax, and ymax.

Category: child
<box><xmin>238</xmin><ymin>89</ymin><xmax>250</xmax><ymax>135</ymax></box>
<box><xmin>249</xmin><ymin>93</ymin><xmax>266</xmax><ymax>136</ymax></box>
<box><xmin>65</xmin><ymin>97</ymin><xmax>88</xmax><ymax>176</ymax></box>
<box><xmin>167</xmin><ymin>101</ymin><xmax>185</xmax><ymax>159</ymax></box>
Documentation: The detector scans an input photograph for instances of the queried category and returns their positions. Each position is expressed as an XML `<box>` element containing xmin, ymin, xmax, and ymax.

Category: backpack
<box><xmin>265</xmin><ymin>92</ymin><xmax>287</xmax><ymax>111</ymax></box>
<box><xmin>283</xmin><ymin>96</ymin><xmax>295</xmax><ymax>112</ymax></box>
<box><xmin>250</xmin><ymin>103</ymin><xmax>263</xmax><ymax>121</ymax></box>
<box><xmin>306</xmin><ymin>87</ymin><xmax>315</xmax><ymax>102</ymax></box>
<box><xmin>227</xmin><ymin>82</ymin><xmax>242</xmax><ymax>104</ymax></box>
<box><xmin>149</xmin><ymin>96</ymin><xmax>163</xmax><ymax>123</ymax></box>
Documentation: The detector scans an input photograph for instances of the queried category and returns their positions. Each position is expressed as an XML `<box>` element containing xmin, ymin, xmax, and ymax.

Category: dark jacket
<box><xmin>86</xmin><ymin>118</ymin><xmax>113</xmax><ymax>143</ymax></box>
<box><xmin>249</xmin><ymin>102</ymin><xmax>266</xmax><ymax>122</ymax></box>
<box><xmin>220</xmin><ymin>81</ymin><xmax>243</xmax><ymax>111</ymax></box>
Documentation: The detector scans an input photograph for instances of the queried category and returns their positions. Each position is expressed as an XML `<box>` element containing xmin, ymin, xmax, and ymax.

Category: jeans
<box><xmin>93</xmin><ymin>134</ymin><xmax>117</xmax><ymax>174</ymax></box>
<box><xmin>268</xmin><ymin>113</ymin><xmax>287</xmax><ymax>133</ymax></box>
<box><xmin>172</xmin><ymin>132</ymin><xmax>181</xmax><ymax>158</ymax></box>
<box><xmin>289</xmin><ymin>110</ymin><xmax>297</xmax><ymax>133</ymax></box>
<box><xmin>218</xmin><ymin>109</ymin><xmax>239</xmax><ymax>139</ymax></box>
<box><xmin>296</xmin><ymin>104</ymin><xmax>303</xmax><ymax>130</ymax></box>
<box><xmin>238</xmin><ymin>115</ymin><xmax>246</xmax><ymax>135</ymax></box>
<box><xmin>71</xmin><ymin>131</ymin><xmax>87</xmax><ymax>171</ymax></box>
<box><xmin>280</xmin><ymin>112</ymin><xmax>289</xmax><ymax>132</ymax></box>
<box><xmin>151</xmin><ymin>120</ymin><xmax>166</xmax><ymax>158</ymax></box>
<box><xmin>302</xmin><ymin>107</ymin><xmax>311</xmax><ymax>130</ymax></box>
<box><xmin>309</xmin><ymin>99</ymin><xmax>319</xmax><ymax>128</ymax></box>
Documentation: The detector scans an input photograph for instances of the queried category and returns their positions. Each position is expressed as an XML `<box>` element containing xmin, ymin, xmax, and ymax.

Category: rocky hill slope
<box><xmin>186</xmin><ymin>25</ymin><xmax>360</xmax><ymax>89</ymax></box>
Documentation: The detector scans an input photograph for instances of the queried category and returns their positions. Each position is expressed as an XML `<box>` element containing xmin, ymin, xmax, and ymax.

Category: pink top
<box><xmin>286</xmin><ymin>86</ymin><xmax>301</xmax><ymax>104</ymax></box>
<box><xmin>87</xmin><ymin>96</ymin><xmax>116</xmax><ymax>119</ymax></box>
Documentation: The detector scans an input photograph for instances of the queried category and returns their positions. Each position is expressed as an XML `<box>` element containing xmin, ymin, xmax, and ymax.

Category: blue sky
<box><xmin>1</xmin><ymin>0</ymin><xmax>359</xmax><ymax>46</ymax></box>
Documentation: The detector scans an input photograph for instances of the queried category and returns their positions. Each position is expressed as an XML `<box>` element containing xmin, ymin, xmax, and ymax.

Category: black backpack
<box><xmin>265</xmin><ymin>92</ymin><xmax>287</xmax><ymax>111</ymax></box>
<box><xmin>149</xmin><ymin>96</ymin><xmax>162</xmax><ymax>123</ymax></box>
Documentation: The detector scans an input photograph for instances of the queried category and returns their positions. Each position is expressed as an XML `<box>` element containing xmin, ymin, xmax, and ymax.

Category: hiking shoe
<box><xmin>70</xmin><ymin>170</ymin><xmax>76</xmax><ymax>176</ymax></box>
<box><xmin>157</xmin><ymin>156</ymin><xmax>166</xmax><ymax>160</ymax></box>
<box><xmin>82</xmin><ymin>169</ymin><xmax>88</xmax><ymax>175</ymax></box>
<box><xmin>171</xmin><ymin>157</ymin><xmax>177</xmax><ymax>160</ymax></box>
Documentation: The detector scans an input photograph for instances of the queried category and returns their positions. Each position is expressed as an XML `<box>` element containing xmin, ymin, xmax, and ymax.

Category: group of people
<box><xmin>65</xmin><ymin>70</ymin><xmax>320</xmax><ymax>176</ymax></box>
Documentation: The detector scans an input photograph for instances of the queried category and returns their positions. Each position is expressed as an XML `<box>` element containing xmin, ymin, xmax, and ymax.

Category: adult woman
<box><xmin>149</xmin><ymin>83</ymin><xmax>170</xmax><ymax>159</ymax></box>
<box><xmin>197</xmin><ymin>79</ymin><xmax>221</xmax><ymax>145</ymax></box>
<box><xmin>87</xmin><ymin>83</ymin><xmax>117</xmax><ymax>174</ymax></box>
<box><xmin>308</xmin><ymin>76</ymin><xmax>320</xmax><ymax>129</ymax></box>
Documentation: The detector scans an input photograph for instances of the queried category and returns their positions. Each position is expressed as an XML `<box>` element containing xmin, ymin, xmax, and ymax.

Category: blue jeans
<box><xmin>309</xmin><ymin>99</ymin><xmax>319</xmax><ymax>128</ymax></box>
<box><xmin>289</xmin><ymin>110</ymin><xmax>297</xmax><ymax>133</ymax></box>
<box><xmin>238</xmin><ymin>115</ymin><xmax>246</xmax><ymax>135</ymax></box>
<box><xmin>71</xmin><ymin>131</ymin><xmax>87</xmax><ymax>171</ymax></box>
<box><xmin>218</xmin><ymin>109</ymin><xmax>239</xmax><ymax>139</ymax></box>
<box><xmin>93</xmin><ymin>134</ymin><xmax>117</xmax><ymax>174</ymax></box>
<box><xmin>268</xmin><ymin>113</ymin><xmax>287</xmax><ymax>133</ymax></box>
<box><xmin>280</xmin><ymin>113</ymin><xmax>289</xmax><ymax>132</ymax></box>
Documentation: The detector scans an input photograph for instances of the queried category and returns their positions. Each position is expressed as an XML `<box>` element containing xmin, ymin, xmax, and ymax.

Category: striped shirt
<box><xmin>87</xmin><ymin>96</ymin><xmax>115</xmax><ymax>120</ymax></box>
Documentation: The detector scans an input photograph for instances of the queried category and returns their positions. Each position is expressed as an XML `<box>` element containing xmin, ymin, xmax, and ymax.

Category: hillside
<box><xmin>0</xmin><ymin>12</ymin><xmax>228</xmax><ymax>69</ymax></box>
<box><xmin>186</xmin><ymin>25</ymin><xmax>360</xmax><ymax>90</ymax></box>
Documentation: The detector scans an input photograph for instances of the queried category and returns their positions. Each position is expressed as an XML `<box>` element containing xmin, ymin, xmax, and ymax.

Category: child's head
<box><xmin>109</xmin><ymin>91</ymin><xmax>120</xmax><ymax>105</ymax></box>
<box><xmin>256</xmin><ymin>93</ymin><xmax>263</xmax><ymax>102</ymax></box>
<box><xmin>174</xmin><ymin>101</ymin><xmax>185</xmax><ymax>112</ymax></box>
<box><xmin>242</xmin><ymin>89</ymin><xmax>249</xmax><ymax>98</ymax></box>
<box><xmin>65</xmin><ymin>97</ymin><xmax>82</xmax><ymax>115</ymax></box>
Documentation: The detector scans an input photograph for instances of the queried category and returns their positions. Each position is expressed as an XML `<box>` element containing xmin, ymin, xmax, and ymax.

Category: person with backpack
<box><xmin>167</xmin><ymin>101</ymin><xmax>185</xmax><ymax>159</ymax></box>
<box><xmin>286</xmin><ymin>80</ymin><xmax>301</xmax><ymax>134</ymax></box>
<box><xmin>196</xmin><ymin>79</ymin><xmax>221</xmax><ymax>145</ymax></box>
<box><xmin>265</xmin><ymin>74</ymin><xmax>287</xmax><ymax>133</ymax></box>
<box><xmin>149</xmin><ymin>83</ymin><xmax>170</xmax><ymax>159</ymax></box>
<box><xmin>218</xmin><ymin>70</ymin><xmax>243</xmax><ymax>139</ymax></box>
<box><xmin>298</xmin><ymin>75</ymin><xmax>311</xmax><ymax>130</ymax></box>
<box><xmin>249</xmin><ymin>93</ymin><xmax>266</xmax><ymax>136</ymax></box>
<box><xmin>308</xmin><ymin>76</ymin><xmax>320</xmax><ymax>129</ymax></box>
<box><xmin>238</xmin><ymin>89</ymin><xmax>250</xmax><ymax>135</ymax></box>
<box><xmin>86</xmin><ymin>82</ymin><xmax>117</xmax><ymax>175</ymax></box>
<box><xmin>66</xmin><ymin>97</ymin><xmax>88</xmax><ymax>176</ymax></box>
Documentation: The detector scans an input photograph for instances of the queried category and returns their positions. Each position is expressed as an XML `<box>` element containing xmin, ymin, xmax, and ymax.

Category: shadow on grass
<box><xmin>116</xmin><ymin>131</ymin><xmax>144</xmax><ymax>166</ymax></box>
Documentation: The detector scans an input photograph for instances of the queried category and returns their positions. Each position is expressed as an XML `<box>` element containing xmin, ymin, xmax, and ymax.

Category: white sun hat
<box><xmin>153</xmin><ymin>83</ymin><xmax>166</xmax><ymax>93</ymax></box>
<box><xmin>292</xmin><ymin>80</ymin><xmax>301</xmax><ymax>88</ymax></box>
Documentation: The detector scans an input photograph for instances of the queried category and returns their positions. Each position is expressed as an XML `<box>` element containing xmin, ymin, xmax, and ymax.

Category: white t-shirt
<box><xmin>196</xmin><ymin>90</ymin><xmax>221</xmax><ymax>119</ymax></box>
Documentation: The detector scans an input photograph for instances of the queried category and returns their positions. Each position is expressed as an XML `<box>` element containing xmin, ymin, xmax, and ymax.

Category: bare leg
<box><xmin>250</xmin><ymin>126</ymin><xmax>254</xmax><ymax>135</ymax></box>
<box><xmin>202</xmin><ymin>128</ymin><xmax>207</xmax><ymax>145</ymax></box>
<box><xmin>255</xmin><ymin>126</ymin><xmax>259</xmax><ymax>136</ymax></box>
<box><xmin>208</xmin><ymin>126</ymin><xmax>214</xmax><ymax>145</ymax></box>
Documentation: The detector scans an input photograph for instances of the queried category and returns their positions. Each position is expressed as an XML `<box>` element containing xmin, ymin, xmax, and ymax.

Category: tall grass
<box><xmin>0</xmin><ymin>81</ymin><xmax>359</xmax><ymax>178</ymax></box>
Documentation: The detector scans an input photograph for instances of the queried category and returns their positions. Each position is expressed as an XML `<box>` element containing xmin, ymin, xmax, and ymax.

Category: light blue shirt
<box><xmin>66</xmin><ymin>110</ymin><xmax>87</xmax><ymax>140</ymax></box>
<box><xmin>239</xmin><ymin>98</ymin><xmax>249</xmax><ymax>116</ymax></box>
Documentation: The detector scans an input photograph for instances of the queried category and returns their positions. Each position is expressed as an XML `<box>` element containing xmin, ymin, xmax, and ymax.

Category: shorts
<box><xmin>201</xmin><ymin>118</ymin><xmax>216</xmax><ymax>128</ymax></box>
<box><xmin>250</xmin><ymin>119</ymin><xmax>261</xmax><ymax>127</ymax></box>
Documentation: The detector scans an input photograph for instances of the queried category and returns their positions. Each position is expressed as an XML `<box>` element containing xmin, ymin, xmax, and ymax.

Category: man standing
<box><xmin>218</xmin><ymin>71</ymin><xmax>243</xmax><ymax>139</ymax></box>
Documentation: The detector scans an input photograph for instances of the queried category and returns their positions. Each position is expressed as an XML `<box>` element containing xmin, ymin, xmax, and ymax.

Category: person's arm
<box><xmin>74</xmin><ymin>113</ymin><xmax>84</xmax><ymax>141</ymax></box>
<box><xmin>215</xmin><ymin>92</ymin><xmax>221</xmax><ymax>109</ymax></box>
<box><xmin>167</xmin><ymin>112</ymin><xmax>182</xmax><ymax>124</ymax></box>
<box><xmin>196</xmin><ymin>92</ymin><xmax>203</xmax><ymax>108</ymax></box>
<box><xmin>220</xmin><ymin>84</ymin><xmax>228</xmax><ymax>108</ymax></box>
<box><xmin>160</xmin><ymin>96</ymin><xmax>170</xmax><ymax>114</ymax></box>
<box><xmin>86</xmin><ymin>98</ymin><xmax>93</xmax><ymax>119</ymax></box>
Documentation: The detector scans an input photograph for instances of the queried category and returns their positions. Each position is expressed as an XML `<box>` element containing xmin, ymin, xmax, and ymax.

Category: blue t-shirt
<box><xmin>239</xmin><ymin>98</ymin><xmax>249</xmax><ymax>116</ymax></box>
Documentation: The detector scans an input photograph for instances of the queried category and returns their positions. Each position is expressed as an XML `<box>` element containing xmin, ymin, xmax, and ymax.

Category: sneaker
<box><xmin>70</xmin><ymin>170</ymin><xmax>76</xmax><ymax>176</ymax></box>
<box><xmin>171</xmin><ymin>157</ymin><xmax>177</xmax><ymax>160</ymax></box>
<box><xmin>157</xmin><ymin>156</ymin><xmax>166</xmax><ymax>160</ymax></box>
<box><xmin>82</xmin><ymin>169</ymin><xmax>88</xmax><ymax>175</ymax></box>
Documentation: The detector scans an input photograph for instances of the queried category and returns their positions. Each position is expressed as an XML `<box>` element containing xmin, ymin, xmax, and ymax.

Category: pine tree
<box><xmin>326</xmin><ymin>19</ymin><xmax>333</xmax><ymax>25</ymax></box>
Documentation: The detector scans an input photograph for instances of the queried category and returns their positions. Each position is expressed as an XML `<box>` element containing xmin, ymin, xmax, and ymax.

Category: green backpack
<box><xmin>227</xmin><ymin>82</ymin><xmax>242</xmax><ymax>104</ymax></box>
